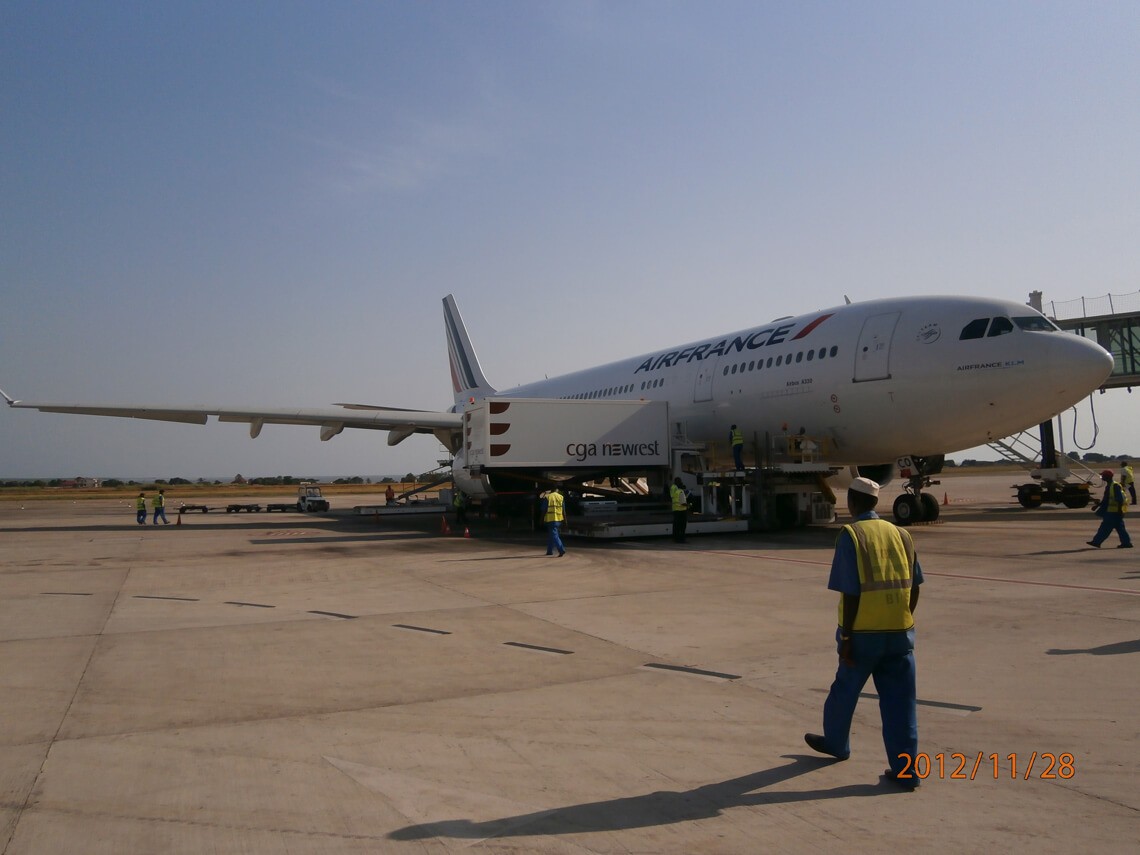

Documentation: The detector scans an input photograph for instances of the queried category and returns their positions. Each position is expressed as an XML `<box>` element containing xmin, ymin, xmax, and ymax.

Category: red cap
<box><xmin>1101</xmin><ymin>469</ymin><xmax>1115</xmax><ymax>479</ymax></box>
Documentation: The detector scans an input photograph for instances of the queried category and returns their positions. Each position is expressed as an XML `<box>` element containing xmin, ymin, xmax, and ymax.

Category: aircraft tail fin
<box><xmin>443</xmin><ymin>295</ymin><xmax>496</xmax><ymax>406</ymax></box>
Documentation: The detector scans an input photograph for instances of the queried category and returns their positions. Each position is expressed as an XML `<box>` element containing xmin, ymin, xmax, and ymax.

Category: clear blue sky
<box><xmin>2</xmin><ymin>1</ymin><xmax>1137</xmax><ymax>480</ymax></box>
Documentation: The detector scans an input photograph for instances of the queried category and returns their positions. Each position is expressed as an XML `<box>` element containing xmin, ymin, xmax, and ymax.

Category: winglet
<box><xmin>0</xmin><ymin>387</ymin><xmax>18</xmax><ymax>406</ymax></box>
<box><xmin>443</xmin><ymin>295</ymin><xmax>496</xmax><ymax>406</ymax></box>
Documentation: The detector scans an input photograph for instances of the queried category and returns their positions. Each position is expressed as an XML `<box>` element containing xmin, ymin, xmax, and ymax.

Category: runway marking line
<box><xmin>643</xmin><ymin>662</ymin><xmax>741</xmax><ymax>681</ymax></box>
<box><xmin>503</xmin><ymin>641</ymin><xmax>574</xmax><ymax>655</ymax></box>
<box><xmin>701</xmin><ymin>550</ymin><xmax>1140</xmax><ymax>595</ymax></box>
<box><xmin>925</xmin><ymin>571</ymin><xmax>1139</xmax><ymax>596</ymax></box>
<box><xmin>392</xmin><ymin>623</ymin><xmax>451</xmax><ymax>635</ymax></box>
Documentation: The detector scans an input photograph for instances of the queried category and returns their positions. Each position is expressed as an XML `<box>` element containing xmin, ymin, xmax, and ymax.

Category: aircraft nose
<box><xmin>1051</xmin><ymin>332</ymin><xmax>1114</xmax><ymax>394</ymax></box>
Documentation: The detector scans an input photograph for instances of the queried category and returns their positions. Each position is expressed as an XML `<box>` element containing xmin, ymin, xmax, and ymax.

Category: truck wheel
<box><xmin>1016</xmin><ymin>485</ymin><xmax>1043</xmax><ymax>509</ymax></box>
<box><xmin>1061</xmin><ymin>486</ymin><xmax>1091</xmax><ymax>509</ymax></box>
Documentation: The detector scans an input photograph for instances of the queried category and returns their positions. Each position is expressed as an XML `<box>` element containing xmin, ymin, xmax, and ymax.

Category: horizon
<box><xmin>4</xmin><ymin>450</ymin><xmax>1136</xmax><ymax>486</ymax></box>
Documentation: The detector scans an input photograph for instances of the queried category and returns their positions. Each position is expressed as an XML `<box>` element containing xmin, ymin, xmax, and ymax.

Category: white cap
<box><xmin>849</xmin><ymin>476</ymin><xmax>880</xmax><ymax>497</ymax></box>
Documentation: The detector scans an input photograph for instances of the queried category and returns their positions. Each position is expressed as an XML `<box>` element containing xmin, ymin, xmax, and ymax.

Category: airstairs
<box><xmin>987</xmin><ymin>427</ymin><xmax>1098</xmax><ymax>509</ymax></box>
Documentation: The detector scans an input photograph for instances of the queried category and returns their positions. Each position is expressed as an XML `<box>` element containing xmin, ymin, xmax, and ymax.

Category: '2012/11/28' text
<box><xmin>896</xmin><ymin>752</ymin><xmax>1075</xmax><ymax>781</ymax></box>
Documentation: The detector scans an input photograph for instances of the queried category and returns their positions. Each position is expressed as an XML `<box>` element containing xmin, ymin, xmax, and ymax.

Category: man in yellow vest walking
<box><xmin>543</xmin><ymin>486</ymin><xmax>566</xmax><ymax>557</ymax></box>
<box><xmin>1087</xmin><ymin>469</ymin><xmax>1131</xmax><ymax>548</ymax></box>
<box><xmin>152</xmin><ymin>489</ymin><xmax>169</xmax><ymax>525</ymax></box>
<box><xmin>135</xmin><ymin>492</ymin><xmax>147</xmax><ymax>525</ymax></box>
<box><xmin>804</xmin><ymin>476</ymin><xmax>924</xmax><ymax>789</ymax></box>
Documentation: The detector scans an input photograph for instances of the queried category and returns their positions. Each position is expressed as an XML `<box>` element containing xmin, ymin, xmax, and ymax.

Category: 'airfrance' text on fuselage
<box><xmin>632</xmin><ymin>314</ymin><xmax>834</xmax><ymax>374</ymax></box>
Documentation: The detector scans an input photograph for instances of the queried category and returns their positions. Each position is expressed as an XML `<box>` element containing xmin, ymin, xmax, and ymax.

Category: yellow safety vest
<box><xmin>136</xmin><ymin>496</ymin><xmax>146</xmax><ymax>511</ymax></box>
<box><xmin>153</xmin><ymin>494</ymin><xmax>164</xmax><ymax>509</ymax></box>
<box><xmin>730</xmin><ymin>428</ymin><xmax>744</xmax><ymax>447</ymax></box>
<box><xmin>838</xmin><ymin>519</ymin><xmax>916</xmax><ymax>632</ymax></box>
<box><xmin>543</xmin><ymin>491</ymin><xmax>565</xmax><ymax>523</ymax></box>
<box><xmin>1121</xmin><ymin>466</ymin><xmax>1134</xmax><ymax>488</ymax></box>
<box><xmin>1106</xmin><ymin>482</ymin><xmax>1128</xmax><ymax>514</ymax></box>
<box><xmin>670</xmin><ymin>484</ymin><xmax>688</xmax><ymax>512</ymax></box>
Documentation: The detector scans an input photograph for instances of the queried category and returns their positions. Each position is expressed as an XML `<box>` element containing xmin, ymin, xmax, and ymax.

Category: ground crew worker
<box><xmin>1087</xmin><ymin>469</ymin><xmax>1132</xmax><ymax>549</ymax></box>
<box><xmin>804</xmin><ymin>476</ymin><xmax>925</xmax><ymax>789</ymax></box>
<box><xmin>1121</xmin><ymin>459</ymin><xmax>1136</xmax><ymax>506</ymax></box>
<box><xmin>136</xmin><ymin>492</ymin><xmax>147</xmax><ymax>525</ymax></box>
<box><xmin>453</xmin><ymin>490</ymin><xmax>468</xmax><ymax>524</ymax></box>
<box><xmin>543</xmin><ymin>487</ymin><xmax>565</xmax><ymax>556</ymax></box>
<box><xmin>152</xmin><ymin>489</ymin><xmax>169</xmax><ymax>525</ymax></box>
<box><xmin>729</xmin><ymin>424</ymin><xmax>745</xmax><ymax>471</ymax></box>
<box><xmin>670</xmin><ymin>477</ymin><xmax>690</xmax><ymax>543</ymax></box>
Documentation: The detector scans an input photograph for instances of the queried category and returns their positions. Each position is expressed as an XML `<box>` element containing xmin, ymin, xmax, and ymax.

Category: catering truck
<box><xmin>453</xmin><ymin>397</ymin><xmax>672</xmax><ymax>496</ymax></box>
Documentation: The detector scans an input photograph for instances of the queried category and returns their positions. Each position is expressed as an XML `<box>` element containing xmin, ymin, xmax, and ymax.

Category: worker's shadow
<box><xmin>388</xmin><ymin>755</ymin><xmax>899</xmax><ymax>842</ymax></box>
<box><xmin>1047</xmin><ymin>638</ymin><xmax>1140</xmax><ymax>656</ymax></box>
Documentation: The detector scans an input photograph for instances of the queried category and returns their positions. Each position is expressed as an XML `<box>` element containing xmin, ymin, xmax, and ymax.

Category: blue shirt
<box><xmin>828</xmin><ymin>511</ymin><xmax>925</xmax><ymax>596</ymax></box>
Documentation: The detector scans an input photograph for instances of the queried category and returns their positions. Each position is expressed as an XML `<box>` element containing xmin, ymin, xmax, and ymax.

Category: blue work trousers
<box><xmin>821</xmin><ymin>629</ymin><xmax>917</xmax><ymax>774</ymax></box>
<box><xmin>153</xmin><ymin>507</ymin><xmax>168</xmax><ymax>524</ymax></box>
<box><xmin>546</xmin><ymin>521</ymin><xmax>565</xmax><ymax>556</ymax></box>
<box><xmin>1091</xmin><ymin>513</ymin><xmax>1131</xmax><ymax>547</ymax></box>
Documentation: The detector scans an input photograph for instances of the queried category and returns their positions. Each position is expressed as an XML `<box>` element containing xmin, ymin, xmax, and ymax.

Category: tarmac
<box><xmin>1</xmin><ymin>472</ymin><xmax>1136</xmax><ymax>854</ymax></box>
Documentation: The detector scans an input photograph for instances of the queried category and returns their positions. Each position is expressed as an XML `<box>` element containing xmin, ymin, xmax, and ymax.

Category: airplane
<box><xmin>3</xmin><ymin>293</ymin><xmax>1114</xmax><ymax>525</ymax></box>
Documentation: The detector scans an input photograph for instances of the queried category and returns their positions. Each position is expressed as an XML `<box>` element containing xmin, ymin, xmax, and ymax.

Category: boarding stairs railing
<box><xmin>987</xmin><ymin>432</ymin><xmax>1100</xmax><ymax>484</ymax></box>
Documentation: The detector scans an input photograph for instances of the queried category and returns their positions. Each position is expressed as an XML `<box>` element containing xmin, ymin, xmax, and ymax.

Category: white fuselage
<box><xmin>495</xmin><ymin>296</ymin><xmax>1112</xmax><ymax>465</ymax></box>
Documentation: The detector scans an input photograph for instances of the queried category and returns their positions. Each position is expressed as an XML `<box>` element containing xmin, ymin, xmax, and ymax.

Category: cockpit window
<box><xmin>959</xmin><ymin>318</ymin><xmax>989</xmax><ymax>340</ymax></box>
<box><xmin>987</xmin><ymin>316</ymin><xmax>1014</xmax><ymax>337</ymax></box>
<box><xmin>1013</xmin><ymin>315</ymin><xmax>1059</xmax><ymax>332</ymax></box>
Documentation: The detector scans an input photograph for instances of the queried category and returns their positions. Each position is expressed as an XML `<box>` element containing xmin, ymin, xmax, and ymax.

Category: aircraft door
<box><xmin>853</xmin><ymin>311</ymin><xmax>900</xmax><ymax>382</ymax></box>
<box><xmin>693</xmin><ymin>357</ymin><xmax>718</xmax><ymax>402</ymax></box>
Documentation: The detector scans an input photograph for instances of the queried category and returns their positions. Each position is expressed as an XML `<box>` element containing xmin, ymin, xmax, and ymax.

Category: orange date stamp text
<box><xmin>896</xmin><ymin>752</ymin><xmax>1076</xmax><ymax>780</ymax></box>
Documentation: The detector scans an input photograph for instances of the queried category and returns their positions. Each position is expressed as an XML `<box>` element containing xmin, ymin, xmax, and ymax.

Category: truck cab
<box><xmin>297</xmin><ymin>484</ymin><xmax>330</xmax><ymax>512</ymax></box>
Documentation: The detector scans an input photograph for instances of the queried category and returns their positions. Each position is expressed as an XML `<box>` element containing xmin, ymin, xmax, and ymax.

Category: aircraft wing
<box><xmin>1</xmin><ymin>390</ymin><xmax>460</xmax><ymax>446</ymax></box>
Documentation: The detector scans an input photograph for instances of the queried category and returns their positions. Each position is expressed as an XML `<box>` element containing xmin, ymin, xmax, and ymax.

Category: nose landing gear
<box><xmin>893</xmin><ymin>489</ymin><xmax>941</xmax><ymax>526</ymax></box>
<box><xmin>890</xmin><ymin>455</ymin><xmax>945</xmax><ymax>526</ymax></box>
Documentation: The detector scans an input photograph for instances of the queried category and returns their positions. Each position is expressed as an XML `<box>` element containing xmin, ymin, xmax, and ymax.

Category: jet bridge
<box><xmin>1040</xmin><ymin>289</ymin><xmax>1140</xmax><ymax>390</ymax></box>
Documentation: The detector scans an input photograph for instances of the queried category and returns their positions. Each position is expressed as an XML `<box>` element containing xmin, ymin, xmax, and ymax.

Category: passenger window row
<box><xmin>565</xmin><ymin>382</ymin><xmax>641</xmax><ymax>400</ymax></box>
<box><xmin>722</xmin><ymin>345</ymin><xmax>840</xmax><ymax>377</ymax></box>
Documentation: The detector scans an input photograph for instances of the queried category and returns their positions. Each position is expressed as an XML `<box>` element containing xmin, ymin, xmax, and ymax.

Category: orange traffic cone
<box><xmin>464</xmin><ymin>526</ymin><xmax>471</xmax><ymax>538</ymax></box>
<box><xmin>943</xmin><ymin>492</ymin><xmax>949</xmax><ymax>506</ymax></box>
<box><xmin>440</xmin><ymin>516</ymin><xmax>451</xmax><ymax>535</ymax></box>
<box><xmin>177</xmin><ymin>511</ymin><xmax>182</xmax><ymax>526</ymax></box>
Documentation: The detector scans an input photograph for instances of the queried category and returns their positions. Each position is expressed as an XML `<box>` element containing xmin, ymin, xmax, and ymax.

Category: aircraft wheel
<box><xmin>893</xmin><ymin>494</ymin><xmax>922</xmax><ymax>526</ymax></box>
<box><xmin>919</xmin><ymin>493</ymin><xmax>941</xmax><ymax>522</ymax></box>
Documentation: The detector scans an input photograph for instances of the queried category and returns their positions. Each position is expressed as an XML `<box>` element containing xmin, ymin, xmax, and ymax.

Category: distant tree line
<box><xmin>1</xmin><ymin>454</ymin><xmax>1134</xmax><ymax>491</ymax></box>
<box><xmin>948</xmin><ymin>450</ymin><xmax>1133</xmax><ymax>468</ymax></box>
